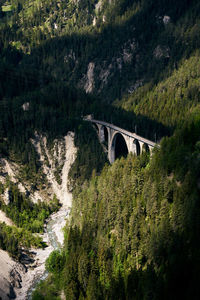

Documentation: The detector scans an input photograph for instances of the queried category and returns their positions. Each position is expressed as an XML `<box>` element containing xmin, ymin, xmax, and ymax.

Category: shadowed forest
<box><xmin>0</xmin><ymin>0</ymin><xmax>200</xmax><ymax>299</ymax></box>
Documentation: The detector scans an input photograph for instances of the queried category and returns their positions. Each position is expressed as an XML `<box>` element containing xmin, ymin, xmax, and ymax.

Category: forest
<box><xmin>33</xmin><ymin>116</ymin><xmax>200</xmax><ymax>300</ymax></box>
<box><xmin>0</xmin><ymin>0</ymin><xmax>200</xmax><ymax>299</ymax></box>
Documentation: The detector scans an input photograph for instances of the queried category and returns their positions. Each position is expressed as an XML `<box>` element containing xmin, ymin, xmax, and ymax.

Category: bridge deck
<box><xmin>87</xmin><ymin>119</ymin><xmax>157</xmax><ymax>147</ymax></box>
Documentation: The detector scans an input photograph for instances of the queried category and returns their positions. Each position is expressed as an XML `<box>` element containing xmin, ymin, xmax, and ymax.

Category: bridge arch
<box><xmin>98</xmin><ymin>125</ymin><xmax>109</xmax><ymax>144</ymax></box>
<box><xmin>85</xmin><ymin>118</ymin><xmax>157</xmax><ymax>163</ymax></box>
<box><xmin>133</xmin><ymin>139</ymin><xmax>140</xmax><ymax>156</ymax></box>
<box><xmin>142</xmin><ymin>143</ymin><xmax>150</xmax><ymax>153</ymax></box>
<box><xmin>110</xmin><ymin>132</ymin><xmax>128</xmax><ymax>163</ymax></box>
<box><xmin>103</xmin><ymin>126</ymin><xmax>109</xmax><ymax>145</ymax></box>
<box><xmin>93</xmin><ymin>123</ymin><xmax>99</xmax><ymax>134</ymax></box>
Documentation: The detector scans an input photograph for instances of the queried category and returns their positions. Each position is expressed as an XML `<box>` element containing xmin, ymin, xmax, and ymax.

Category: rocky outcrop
<box><xmin>128</xmin><ymin>79</ymin><xmax>143</xmax><ymax>94</ymax></box>
<box><xmin>0</xmin><ymin>210</ymin><xmax>14</xmax><ymax>226</ymax></box>
<box><xmin>154</xmin><ymin>45</ymin><xmax>170</xmax><ymax>59</ymax></box>
<box><xmin>22</xmin><ymin>102</ymin><xmax>30</xmax><ymax>111</ymax></box>
<box><xmin>31</xmin><ymin>132</ymin><xmax>77</xmax><ymax>208</ymax></box>
<box><xmin>0</xmin><ymin>279</ymin><xmax>15</xmax><ymax>300</ymax></box>
<box><xmin>0</xmin><ymin>132</ymin><xmax>77</xmax><ymax>299</ymax></box>
<box><xmin>163</xmin><ymin>15</ymin><xmax>171</xmax><ymax>25</ymax></box>
<box><xmin>84</xmin><ymin>62</ymin><xmax>95</xmax><ymax>94</ymax></box>
<box><xmin>10</xmin><ymin>267</ymin><xmax>24</xmax><ymax>289</ymax></box>
<box><xmin>0</xmin><ymin>250</ymin><xmax>26</xmax><ymax>300</ymax></box>
<box><xmin>0</xmin><ymin>158</ymin><xmax>27</xmax><ymax>202</ymax></box>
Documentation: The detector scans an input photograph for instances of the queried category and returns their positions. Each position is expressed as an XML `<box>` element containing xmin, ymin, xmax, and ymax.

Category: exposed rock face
<box><xmin>122</xmin><ymin>39</ymin><xmax>137</xmax><ymax>64</ymax></box>
<box><xmin>0</xmin><ymin>158</ymin><xmax>27</xmax><ymax>203</ymax></box>
<box><xmin>0</xmin><ymin>132</ymin><xmax>76</xmax><ymax>207</ymax></box>
<box><xmin>123</xmin><ymin>48</ymin><xmax>133</xmax><ymax>63</ymax></box>
<box><xmin>64</xmin><ymin>50</ymin><xmax>76</xmax><ymax>64</ymax></box>
<box><xmin>16</xmin><ymin>132</ymin><xmax>77</xmax><ymax>299</ymax></box>
<box><xmin>93</xmin><ymin>16</ymin><xmax>97</xmax><ymax>26</ymax></box>
<box><xmin>22</xmin><ymin>102</ymin><xmax>30</xmax><ymax>111</ymax></box>
<box><xmin>78</xmin><ymin>36</ymin><xmax>139</xmax><ymax>95</ymax></box>
<box><xmin>99</xmin><ymin>63</ymin><xmax>112</xmax><ymax>85</ymax></box>
<box><xmin>128</xmin><ymin>79</ymin><xmax>143</xmax><ymax>94</ymax></box>
<box><xmin>163</xmin><ymin>15</ymin><xmax>171</xmax><ymax>25</ymax></box>
<box><xmin>0</xmin><ymin>157</ymin><xmax>43</xmax><ymax>204</ymax></box>
<box><xmin>0</xmin><ymin>132</ymin><xmax>77</xmax><ymax>299</ymax></box>
<box><xmin>0</xmin><ymin>279</ymin><xmax>15</xmax><ymax>300</ymax></box>
<box><xmin>84</xmin><ymin>62</ymin><xmax>95</xmax><ymax>94</ymax></box>
<box><xmin>154</xmin><ymin>45</ymin><xmax>170</xmax><ymax>59</ymax></box>
<box><xmin>0</xmin><ymin>210</ymin><xmax>14</xmax><ymax>226</ymax></box>
<box><xmin>31</xmin><ymin>131</ymin><xmax>77</xmax><ymax>208</ymax></box>
<box><xmin>95</xmin><ymin>0</ymin><xmax>103</xmax><ymax>12</ymax></box>
<box><xmin>0</xmin><ymin>250</ymin><xmax>26</xmax><ymax>300</ymax></box>
<box><xmin>2</xmin><ymin>188</ymin><xmax>11</xmax><ymax>206</ymax></box>
<box><xmin>10</xmin><ymin>267</ymin><xmax>23</xmax><ymax>289</ymax></box>
<box><xmin>0</xmin><ymin>159</ymin><xmax>18</xmax><ymax>184</ymax></box>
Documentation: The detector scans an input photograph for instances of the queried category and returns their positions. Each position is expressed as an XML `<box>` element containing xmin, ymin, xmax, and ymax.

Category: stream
<box><xmin>24</xmin><ymin>208</ymin><xmax>69</xmax><ymax>300</ymax></box>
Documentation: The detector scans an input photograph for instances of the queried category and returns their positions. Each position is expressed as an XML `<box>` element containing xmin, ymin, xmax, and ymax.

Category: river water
<box><xmin>25</xmin><ymin>208</ymin><xmax>69</xmax><ymax>299</ymax></box>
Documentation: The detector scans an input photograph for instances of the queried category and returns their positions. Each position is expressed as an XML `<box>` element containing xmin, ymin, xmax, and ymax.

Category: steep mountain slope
<box><xmin>117</xmin><ymin>52</ymin><xmax>200</xmax><ymax>127</ymax></box>
<box><xmin>0</xmin><ymin>1</ymin><xmax>200</xmax><ymax>299</ymax></box>
<box><xmin>0</xmin><ymin>132</ymin><xmax>78</xmax><ymax>298</ymax></box>
<box><xmin>1</xmin><ymin>0</ymin><xmax>200</xmax><ymax>106</ymax></box>
<box><xmin>34</xmin><ymin>118</ymin><xmax>200</xmax><ymax>300</ymax></box>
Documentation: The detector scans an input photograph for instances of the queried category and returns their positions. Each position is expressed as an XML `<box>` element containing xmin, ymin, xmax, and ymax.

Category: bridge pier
<box><xmin>138</xmin><ymin>141</ymin><xmax>144</xmax><ymax>153</ymax></box>
<box><xmin>131</xmin><ymin>139</ymin><xmax>140</xmax><ymax>156</ymax></box>
<box><xmin>98</xmin><ymin>125</ymin><xmax>105</xmax><ymax>143</ymax></box>
<box><xmin>108</xmin><ymin>129</ymin><xmax>116</xmax><ymax>163</ymax></box>
<box><xmin>94</xmin><ymin>124</ymin><xmax>110</xmax><ymax>145</ymax></box>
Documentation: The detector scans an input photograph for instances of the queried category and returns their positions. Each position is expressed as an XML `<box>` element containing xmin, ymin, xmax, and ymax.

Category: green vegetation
<box><xmin>32</xmin><ymin>275</ymin><xmax>62</xmax><ymax>300</ymax></box>
<box><xmin>0</xmin><ymin>222</ymin><xmax>44</xmax><ymax>258</ymax></box>
<box><xmin>0</xmin><ymin>181</ymin><xmax>61</xmax><ymax>233</ymax></box>
<box><xmin>34</xmin><ymin>118</ymin><xmax>200</xmax><ymax>299</ymax></box>
<box><xmin>45</xmin><ymin>250</ymin><xmax>65</xmax><ymax>274</ymax></box>
<box><xmin>69</xmin><ymin>122</ymin><xmax>108</xmax><ymax>188</ymax></box>
<box><xmin>0</xmin><ymin>0</ymin><xmax>200</xmax><ymax>299</ymax></box>
<box><xmin>117</xmin><ymin>52</ymin><xmax>200</xmax><ymax>127</ymax></box>
<box><xmin>1</xmin><ymin>0</ymin><xmax>200</xmax><ymax>105</ymax></box>
<box><xmin>0</xmin><ymin>180</ymin><xmax>58</xmax><ymax>257</ymax></box>
<box><xmin>2</xmin><ymin>5</ymin><xmax>13</xmax><ymax>12</ymax></box>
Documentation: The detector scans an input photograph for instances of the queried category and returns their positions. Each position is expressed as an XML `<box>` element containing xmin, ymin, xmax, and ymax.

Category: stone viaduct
<box><xmin>84</xmin><ymin>117</ymin><xmax>157</xmax><ymax>163</ymax></box>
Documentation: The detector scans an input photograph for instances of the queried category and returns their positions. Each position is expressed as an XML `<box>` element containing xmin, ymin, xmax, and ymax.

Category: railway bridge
<box><xmin>84</xmin><ymin>117</ymin><xmax>157</xmax><ymax>163</ymax></box>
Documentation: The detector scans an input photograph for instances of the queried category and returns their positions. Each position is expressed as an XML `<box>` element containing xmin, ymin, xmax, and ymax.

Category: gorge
<box><xmin>0</xmin><ymin>0</ymin><xmax>200</xmax><ymax>299</ymax></box>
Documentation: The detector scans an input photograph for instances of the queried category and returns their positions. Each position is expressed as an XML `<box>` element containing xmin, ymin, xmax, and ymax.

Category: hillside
<box><xmin>33</xmin><ymin>118</ymin><xmax>200</xmax><ymax>300</ymax></box>
<box><xmin>1</xmin><ymin>0</ymin><xmax>200</xmax><ymax>104</ymax></box>
<box><xmin>0</xmin><ymin>0</ymin><xmax>200</xmax><ymax>299</ymax></box>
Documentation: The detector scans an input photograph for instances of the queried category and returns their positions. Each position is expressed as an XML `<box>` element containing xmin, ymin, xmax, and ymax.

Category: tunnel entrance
<box><xmin>114</xmin><ymin>133</ymin><xmax>128</xmax><ymax>160</ymax></box>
